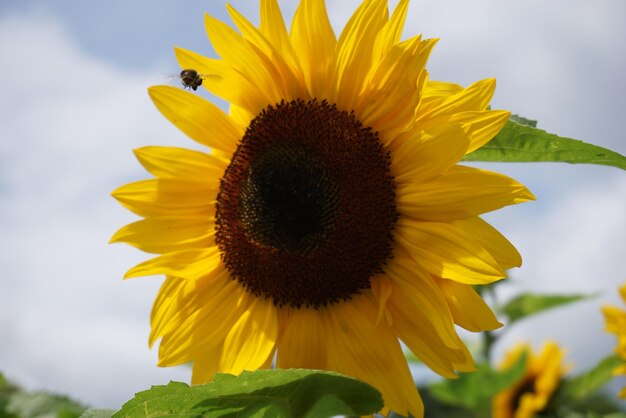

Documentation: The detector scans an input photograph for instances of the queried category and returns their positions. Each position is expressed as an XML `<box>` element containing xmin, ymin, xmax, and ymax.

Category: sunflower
<box><xmin>111</xmin><ymin>0</ymin><xmax>534</xmax><ymax>415</ymax></box>
<box><xmin>602</xmin><ymin>284</ymin><xmax>626</xmax><ymax>398</ymax></box>
<box><xmin>492</xmin><ymin>342</ymin><xmax>568</xmax><ymax>418</ymax></box>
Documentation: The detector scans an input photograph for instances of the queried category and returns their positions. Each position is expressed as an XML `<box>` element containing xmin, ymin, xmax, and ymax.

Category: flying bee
<box><xmin>177</xmin><ymin>69</ymin><xmax>221</xmax><ymax>91</ymax></box>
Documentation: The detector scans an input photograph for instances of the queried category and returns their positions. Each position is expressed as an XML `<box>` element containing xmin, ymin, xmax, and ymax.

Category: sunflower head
<box><xmin>492</xmin><ymin>342</ymin><xmax>569</xmax><ymax>418</ymax></box>
<box><xmin>602</xmin><ymin>284</ymin><xmax>626</xmax><ymax>398</ymax></box>
<box><xmin>111</xmin><ymin>0</ymin><xmax>534</xmax><ymax>416</ymax></box>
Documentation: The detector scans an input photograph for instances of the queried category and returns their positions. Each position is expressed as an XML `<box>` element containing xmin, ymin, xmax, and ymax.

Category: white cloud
<box><xmin>0</xmin><ymin>13</ymin><xmax>191</xmax><ymax>408</ymax></box>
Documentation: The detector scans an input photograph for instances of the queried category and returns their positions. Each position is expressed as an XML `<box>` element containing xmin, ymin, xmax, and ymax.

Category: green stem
<box><xmin>482</xmin><ymin>330</ymin><xmax>495</xmax><ymax>363</ymax></box>
<box><xmin>481</xmin><ymin>284</ymin><xmax>500</xmax><ymax>363</ymax></box>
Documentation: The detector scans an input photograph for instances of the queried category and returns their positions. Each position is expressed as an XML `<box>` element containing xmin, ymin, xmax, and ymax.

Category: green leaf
<box><xmin>6</xmin><ymin>392</ymin><xmax>86</xmax><ymax>418</ymax></box>
<box><xmin>501</xmin><ymin>293</ymin><xmax>592</xmax><ymax>325</ymax></box>
<box><xmin>415</xmin><ymin>389</ymin><xmax>474</xmax><ymax>418</ymax></box>
<box><xmin>79</xmin><ymin>409</ymin><xmax>116</xmax><ymax>418</ymax></box>
<box><xmin>509</xmin><ymin>114</ymin><xmax>537</xmax><ymax>127</ymax></box>
<box><xmin>561</xmin><ymin>355</ymin><xmax>624</xmax><ymax>400</ymax></box>
<box><xmin>113</xmin><ymin>369</ymin><xmax>383</xmax><ymax>418</ymax></box>
<box><xmin>429</xmin><ymin>353</ymin><xmax>527</xmax><ymax>410</ymax></box>
<box><xmin>463</xmin><ymin>118</ymin><xmax>626</xmax><ymax>169</ymax></box>
<box><xmin>0</xmin><ymin>373</ymin><xmax>20</xmax><ymax>418</ymax></box>
<box><xmin>554</xmin><ymin>410</ymin><xmax>626</xmax><ymax>418</ymax></box>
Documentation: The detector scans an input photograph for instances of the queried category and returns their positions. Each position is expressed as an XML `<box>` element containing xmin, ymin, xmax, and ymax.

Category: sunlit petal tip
<box><xmin>147</xmin><ymin>85</ymin><xmax>173</xmax><ymax>103</ymax></box>
<box><xmin>516</xmin><ymin>187</ymin><xmax>537</xmax><ymax>202</ymax></box>
<box><xmin>123</xmin><ymin>265</ymin><xmax>146</xmax><ymax>280</ymax></box>
<box><xmin>108</xmin><ymin>227</ymin><xmax>125</xmax><ymax>245</ymax></box>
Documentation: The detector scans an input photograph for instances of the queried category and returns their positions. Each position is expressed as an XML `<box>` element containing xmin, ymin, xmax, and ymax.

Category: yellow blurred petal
<box><xmin>219</xmin><ymin>297</ymin><xmax>279</xmax><ymax>375</ymax></box>
<box><xmin>390</xmin><ymin>124</ymin><xmax>469</xmax><ymax>184</ymax></box>
<box><xmin>326</xmin><ymin>295</ymin><xmax>424</xmax><ymax>417</ymax></box>
<box><xmin>290</xmin><ymin>0</ymin><xmax>336</xmax><ymax>98</ymax></box>
<box><xmin>452</xmin><ymin>216</ymin><xmax>522</xmax><ymax>269</ymax></box>
<box><xmin>395</xmin><ymin>218</ymin><xmax>506</xmax><ymax>284</ymax></box>
<box><xmin>124</xmin><ymin>247</ymin><xmax>221</xmax><ymax>280</ymax></box>
<box><xmin>110</xmin><ymin>216</ymin><xmax>214</xmax><ymax>254</ymax></box>
<box><xmin>613</xmin><ymin>364</ymin><xmax>626</xmax><ymax>376</ymax></box>
<box><xmin>111</xmin><ymin>178</ymin><xmax>215</xmax><ymax>217</ymax></box>
<box><xmin>418</xmin><ymin>78</ymin><xmax>496</xmax><ymax>121</ymax></box>
<box><xmin>397</xmin><ymin>165</ymin><xmax>536</xmax><ymax>221</ymax></box>
<box><xmin>333</xmin><ymin>0</ymin><xmax>388</xmax><ymax>109</ymax></box>
<box><xmin>435</xmin><ymin>278</ymin><xmax>502</xmax><ymax>332</ymax></box>
<box><xmin>148</xmin><ymin>85</ymin><xmax>242</xmax><ymax>154</ymax></box>
<box><xmin>276</xmin><ymin>308</ymin><xmax>328</xmax><ymax>369</ymax></box>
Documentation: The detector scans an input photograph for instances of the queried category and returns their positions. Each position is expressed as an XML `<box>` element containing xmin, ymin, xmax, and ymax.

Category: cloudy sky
<box><xmin>0</xmin><ymin>0</ymin><xmax>624</xmax><ymax>410</ymax></box>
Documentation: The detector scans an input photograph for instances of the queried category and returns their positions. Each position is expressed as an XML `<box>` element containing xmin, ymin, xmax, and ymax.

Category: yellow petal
<box><xmin>259</xmin><ymin>0</ymin><xmax>297</xmax><ymax>70</ymax></box>
<box><xmin>226</xmin><ymin>4</ymin><xmax>305</xmax><ymax>100</ymax></box>
<box><xmin>333</xmin><ymin>0</ymin><xmax>388</xmax><ymax>110</ymax></box>
<box><xmin>289</xmin><ymin>0</ymin><xmax>336</xmax><ymax>98</ymax></box>
<box><xmin>397</xmin><ymin>165</ymin><xmax>536</xmax><ymax>221</ymax></box>
<box><xmin>111</xmin><ymin>178</ymin><xmax>215</xmax><ymax>217</ymax></box>
<box><xmin>157</xmin><ymin>273</ymin><xmax>247</xmax><ymax>365</ymax></box>
<box><xmin>325</xmin><ymin>294</ymin><xmax>424</xmax><ymax>417</ymax></box>
<box><xmin>358</xmin><ymin>37</ymin><xmax>436</xmax><ymax>138</ymax></box>
<box><xmin>395</xmin><ymin>218</ymin><xmax>506</xmax><ymax>284</ymax></box>
<box><xmin>124</xmin><ymin>247</ymin><xmax>220</xmax><ymax>280</ymax></box>
<box><xmin>463</xmin><ymin>110</ymin><xmax>510</xmax><ymax>154</ymax></box>
<box><xmin>204</xmin><ymin>13</ymin><xmax>281</xmax><ymax>112</ymax></box>
<box><xmin>419</xmin><ymin>110</ymin><xmax>511</xmax><ymax>154</ymax></box>
<box><xmin>370</xmin><ymin>275</ymin><xmax>393</xmax><ymax>327</ymax></box>
<box><xmin>385</xmin><ymin>258</ymin><xmax>475</xmax><ymax>376</ymax></box>
<box><xmin>435</xmin><ymin>278</ymin><xmax>502</xmax><ymax>332</ymax></box>
<box><xmin>390</xmin><ymin>124</ymin><xmax>469</xmax><ymax>184</ymax></box>
<box><xmin>452</xmin><ymin>216</ymin><xmax>522</xmax><ymax>269</ymax></box>
<box><xmin>420</xmin><ymin>80</ymin><xmax>464</xmax><ymax>106</ymax></box>
<box><xmin>110</xmin><ymin>216</ymin><xmax>214</xmax><ymax>254</ymax></box>
<box><xmin>219</xmin><ymin>297</ymin><xmax>279</xmax><ymax>375</ymax></box>
<box><xmin>386</xmin><ymin>259</ymin><xmax>461</xmax><ymax>347</ymax></box>
<box><xmin>371</xmin><ymin>0</ymin><xmax>409</xmax><ymax>64</ymax></box>
<box><xmin>150</xmin><ymin>276</ymin><xmax>187</xmax><ymax>347</ymax></box>
<box><xmin>148</xmin><ymin>85</ymin><xmax>242</xmax><ymax>154</ymax></box>
<box><xmin>191</xmin><ymin>343</ymin><xmax>223</xmax><ymax>384</ymax></box>
<box><xmin>133</xmin><ymin>146</ymin><xmax>226</xmax><ymax>182</ymax></box>
<box><xmin>417</xmin><ymin>78</ymin><xmax>496</xmax><ymax>121</ymax></box>
<box><xmin>275</xmin><ymin>308</ymin><xmax>328</xmax><ymax>369</ymax></box>
<box><xmin>150</xmin><ymin>267</ymin><xmax>228</xmax><ymax>347</ymax></box>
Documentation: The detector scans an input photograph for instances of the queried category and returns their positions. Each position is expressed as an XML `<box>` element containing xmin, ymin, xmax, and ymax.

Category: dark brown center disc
<box><xmin>215</xmin><ymin>99</ymin><xmax>397</xmax><ymax>308</ymax></box>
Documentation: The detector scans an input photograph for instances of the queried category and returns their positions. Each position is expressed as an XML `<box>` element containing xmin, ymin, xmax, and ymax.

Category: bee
<box><xmin>179</xmin><ymin>69</ymin><xmax>203</xmax><ymax>90</ymax></box>
<box><xmin>178</xmin><ymin>69</ymin><xmax>221</xmax><ymax>91</ymax></box>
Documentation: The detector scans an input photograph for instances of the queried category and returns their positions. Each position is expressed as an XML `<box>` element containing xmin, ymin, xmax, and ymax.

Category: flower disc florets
<box><xmin>215</xmin><ymin>99</ymin><xmax>397</xmax><ymax>308</ymax></box>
